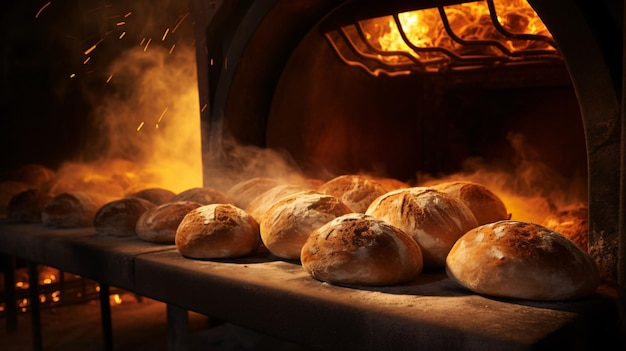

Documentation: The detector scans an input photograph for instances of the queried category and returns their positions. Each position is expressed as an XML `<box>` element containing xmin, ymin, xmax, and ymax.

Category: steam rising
<box><xmin>418</xmin><ymin>133</ymin><xmax>587</xmax><ymax>224</ymax></box>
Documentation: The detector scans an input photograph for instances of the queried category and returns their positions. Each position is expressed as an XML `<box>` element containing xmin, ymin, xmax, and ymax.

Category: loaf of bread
<box><xmin>430</xmin><ymin>181</ymin><xmax>509</xmax><ymax>225</ymax></box>
<box><xmin>170</xmin><ymin>187</ymin><xmax>233</xmax><ymax>205</ymax></box>
<box><xmin>0</xmin><ymin>181</ymin><xmax>30</xmax><ymax>216</ymax></box>
<box><xmin>127</xmin><ymin>187</ymin><xmax>176</xmax><ymax>205</ymax></box>
<box><xmin>245</xmin><ymin>184</ymin><xmax>311</xmax><ymax>222</ymax></box>
<box><xmin>259</xmin><ymin>192</ymin><xmax>352</xmax><ymax>260</ymax></box>
<box><xmin>227</xmin><ymin>177</ymin><xmax>282</xmax><ymax>209</ymax></box>
<box><xmin>136</xmin><ymin>201</ymin><xmax>202</xmax><ymax>243</ymax></box>
<box><xmin>42</xmin><ymin>191</ymin><xmax>113</xmax><ymax>228</ymax></box>
<box><xmin>7</xmin><ymin>189</ymin><xmax>53</xmax><ymax>223</ymax></box>
<box><xmin>445</xmin><ymin>220</ymin><xmax>600</xmax><ymax>300</ymax></box>
<box><xmin>366</xmin><ymin>187</ymin><xmax>478</xmax><ymax>269</ymax></box>
<box><xmin>175</xmin><ymin>203</ymin><xmax>260</xmax><ymax>259</ymax></box>
<box><xmin>301</xmin><ymin>213</ymin><xmax>423</xmax><ymax>286</ymax></box>
<box><xmin>366</xmin><ymin>176</ymin><xmax>410</xmax><ymax>192</ymax></box>
<box><xmin>318</xmin><ymin>174</ymin><xmax>388</xmax><ymax>213</ymax></box>
<box><xmin>93</xmin><ymin>197</ymin><xmax>156</xmax><ymax>236</ymax></box>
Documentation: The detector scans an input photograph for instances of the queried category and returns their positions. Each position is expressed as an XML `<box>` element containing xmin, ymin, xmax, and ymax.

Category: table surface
<box><xmin>0</xmin><ymin>221</ymin><xmax>619</xmax><ymax>350</ymax></box>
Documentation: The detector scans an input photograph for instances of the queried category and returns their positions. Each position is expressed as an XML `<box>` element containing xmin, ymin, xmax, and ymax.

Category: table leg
<box><xmin>1</xmin><ymin>254</ymin><xmax>17</xmax><ymax>332</ymax></box>
<box><xmin>28</xmin><ymin>262</ymin><xmax>42</xmax><ymax>351</ymax></box>
<box><xmin>99</xmin><ymin>283</ymin><xmax>113</xmax><ymax>351</ymax></box>
<box><xmin>167</xmin><ymin>304</ymin><xmax>189</xmax><ymax>351</ymax></box>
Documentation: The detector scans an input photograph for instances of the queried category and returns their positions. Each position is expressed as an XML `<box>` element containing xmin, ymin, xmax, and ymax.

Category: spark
<box><xmin>124</xmin><ymin>12</ymin><xmax>132</xmax><ymax>18</ymax></box>
<box><xmin>84</xmin><ymin>38</ymin><xmax>104</xmax><ymax>55</ymax></box>
<box><xmin>162</xmin><ymin>28</ymin><xmax>170</xmax><ymax>41</ymax></box>
<box><xmin>169</xmin><ymin>44</ymin><xmax>176</xmax><ymax>55</ymax></box>
<box><xmin>106</xmin><ymin>75</ymin><xmax>113</xmax><ymax>83</ymax></box>
<box><xmin>116</xmin><ymin>21</ymin><xmax>126</xmax><ymax>26</ymax></box>
<box><xmin>113</xmin><ymin>294</ymin><xmax>123</xmax><ymax>304</ymax></box>
<box><xmin>35</xmin><ymin>2</ymin><xmax>52</xmax><ymax>19</ymax></box>
<box><xmin>201</xmin><ymin>104</ymin><xmax>208</xmax><ymax>112</ymax></box>
<box><xmin>119</xmin><ymin>32</ymin><xmax>126</xmax><ymax>39</ymax></box>
<box><xmin>156</xmin><ymin>108</ymin><xmax>168</xmax><ymax>128</ymax></box>
<box><xmin>144</xmin><ymin>38</ymin><xmax>152</xmax><ymax>51</ymax></box>
<box><xmin>70</xmin><ymin>73</ymin><xmax>76</xmax><ymax>78</ymax></box>
<box><xmin>83</xmin><ymin>57</ymin><xmax>91</xmax><ymax>64</ymax></box>
<box><xmin>171</xmin><ymin>13</ymin><xmax>189</xmax><ymax>33</ymax></box>
<box><xmin>137</xmin><ymin>122</ymin><xmax>145</xmax><ymax>131</ymax></box>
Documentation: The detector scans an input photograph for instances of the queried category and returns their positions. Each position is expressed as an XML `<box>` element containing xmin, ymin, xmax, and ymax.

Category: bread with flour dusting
<box><xmin>445</xmin><ymin>220</ymin><xmax>600</xmax><ymax>300</ymax></box>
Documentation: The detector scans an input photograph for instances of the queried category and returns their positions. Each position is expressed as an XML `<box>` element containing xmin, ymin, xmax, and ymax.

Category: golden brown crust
<box><xmin>136</xmin><ymin>201</ymin><xmax>202</xmax><ymax>243</ymax></box>
<box><xmin>93</xmin><ymin>197</ymin><xmax>156</xmax><ymax>237</ymax></box>
<box><xmin>259</xmin><ymin>192</ymin><xmax>352</xmax><ymax>259</ymax></box>
<box><xmin>175</xmin><ymin>204</ymin><xmax>260</xmax><ymax>259</ymax></box>
<box><xmin>430</xmin><ymin>181</ymin><xmax>509</xmax><ymax>225</ymax></box>
<box><xmin>301</xmin><ymin>213</ymin><xmax>423</xmax><ymax>286</ymax></box>
<box><xmin>366</xmin><ymin>187</ymin><xmax>478</xmax><ymax>269</ymax></box>
<box><xmin>445</xmin><ymin>220</ymin><xmax>600</xmax><ymax>301</ymax></box>
<box><xmin>318</xmin><ymin>174</ymin><xmax>388</xmax><ymax>213</ymax></box>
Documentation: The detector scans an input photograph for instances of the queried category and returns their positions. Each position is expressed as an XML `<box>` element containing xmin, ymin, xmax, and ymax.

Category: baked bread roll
<box><xmin>318</xmin><ymin>174</ymin><xmax>388</xmax><ymax>213</ymax></box>
<box><xmin>0</xmin><ymin>181</ymin><xmax>30</xmax><ymax>216</ymax></box>
<box><xmin>42</xmin><ymin>191</ymin><xmax>114</xmax><ymax>228</ymax></box>
<box><xmin>7</xmin><ymin>189</ymin><xmax>53</xmax><ymax>223</ymax></box>
<box><xmin>170</xmin><ymin>187</ymin><xmax>233</xmax><ymax>205</ymax></box>
<box><xmin>366</xmin><ymin>187</ymin><xmax>478</xmax><ymax>269</ymax></box>
<box><xmin>430</xmin><ymin>181</ymin><xmax>509</xmax><ymax>225</ymax></box>
<box><xmin>127</xmin><ymin>187</ymin><xmax>176</xmax><ymax>205</ymax></box>
<box><xmin>227</xmin><ymin>177</ymin><xmax>282</xmax><ymax>209</ymax></box>
<box><xmin>136</xmin><ymin>201</ymin><xmax>202</xmax><ymax>243</ymax></box>
<box><xmin>301</xmin><ymin>213</ymin><xmax>423</xmax><ymax>286</ymax></box>
<box><xmin>245</xmin><ymin>184</ymin><xmax>311</xmax><ymax>221</ymax></box>
<box><xmin>259</xmin><ymin>192</ymin><xmax>352</xmax><ymax>259</ymax></box>
<box><xmin>93</xmin><ymin>197</ymin><xmax>156</xmax><ymax>236</ymax></box>
<box><xmin>175</xmin><ymin>203</ymin><xmax>260</xmax><ymax>259</ymax></box>
<box><xmin>445</xmin><ymin>220</ymin><xmax>600</xmax><ymax>301</ymax></box>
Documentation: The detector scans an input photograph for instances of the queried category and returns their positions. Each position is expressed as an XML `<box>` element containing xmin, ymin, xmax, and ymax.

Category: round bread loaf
<box><xmin>445</xmin><ymin>220</ymin><xmax>600</xmax><ymax>301</ymax></box>
<box><xmin>127</xmin><ymin>187</ymin><xmax>176</xmax><ymax>205</ymax></box>
<box><xmin>301</xmin><ymin>213</ymin><xmax>423</xmax><ymax>286</ymax></box>
<box><xmin>175</xmin><ymin>203</ymin><xmax>260</xmax><ymax>259</ymax></box>
<box><xmin>136</xmin><ymin>201</ymin><xmax>202</xmax><ymax>243</ymax></box>
<box><xmin>245</xmin><ymin>184</ymin><xmax>312</xmax><ymax>222</ymax></box>
<box><xmin>42</xmin><ymin>191</ymin><xmax>113</xmax><ymax>228</ymax></box>
<box><xmin>0</xmin><ymin>181</ymin><xmax>30</xmax><ymax>216</ymax></box>
<box><xmin>259</xmin><ymin>192</ymin><xmax>352</xmax><ymax>260</ymax></box>
<box><xmin>170</xmin><ymin>187</ymin><xmax>232</xmax><ymax>205</ymax></box>
<box><xmin>227</xmin><ymin>177</ymin><xmax>282</xmax><ymax>209</ymax></box>
<box><xmin>430</xmin><ymin>181</ymin><xmax>509</xmax><ymax>225</ymax></box>
<box><xmin>7</xmin><ymin>189</ymin><xmax>53</xmax><ymax>223</ymax></box>
<box><xmin>318</xmin><ymin>174</ymin><xmax>388</xmax><ymax>213</ymax></box>
<box><xmin>93</xmin><ymin>197</ymin><xmax>156</xmax><ymax>236</ymax></box>
<box><xmin>366</xmin><ymin>187</ymin><xmax>478</xmax><ymax>269</ymax></box>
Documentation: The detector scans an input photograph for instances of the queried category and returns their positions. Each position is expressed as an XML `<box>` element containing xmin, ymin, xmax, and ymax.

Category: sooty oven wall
<box><xmin>191</xmin><ymin>0</ymin><xmax>624</xmax><ymax>326</ymax></box>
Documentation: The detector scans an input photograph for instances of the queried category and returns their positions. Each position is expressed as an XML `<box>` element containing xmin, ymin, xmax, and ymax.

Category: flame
<box><xmin>359</xmin><ymin>0</ymin><xmax>553</xmax><ymax>64</ymax></box>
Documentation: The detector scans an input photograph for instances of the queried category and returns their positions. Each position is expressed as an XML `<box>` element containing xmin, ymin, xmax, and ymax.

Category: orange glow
<box><xmin>358</xmin><ymin>0</ymin><xmax>553</xmax><ymax>65</ymax></box>
<box><xmin>112</xmin><ymin>294</ymin><xmax>123</xmax><ymax>304</ymax></box>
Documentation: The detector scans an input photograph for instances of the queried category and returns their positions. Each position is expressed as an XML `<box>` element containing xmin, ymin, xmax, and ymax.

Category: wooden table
<box><xmin>0</xmin><ymin>222</ymin><xmax>620</xmax><ymax>350</ymax></box>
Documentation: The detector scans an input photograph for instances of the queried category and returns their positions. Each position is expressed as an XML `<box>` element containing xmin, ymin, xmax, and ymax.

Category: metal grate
<box><xmin>324</xmin><ymin>0</ymin><xmax>561</xmax><ymax>76</ymax></box>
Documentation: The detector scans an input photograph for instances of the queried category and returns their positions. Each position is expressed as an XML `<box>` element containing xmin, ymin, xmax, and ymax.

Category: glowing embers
<box><xmin>325</xmin><ymin>0</ymin><xmax>560</xmax><ymax>75</ymax></box>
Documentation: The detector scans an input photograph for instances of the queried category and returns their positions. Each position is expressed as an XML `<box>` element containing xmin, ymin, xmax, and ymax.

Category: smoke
<box><xmin>418</xmin><ymin>132</ymin><xmax>587</xmax><ymax>224</ymax></box>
